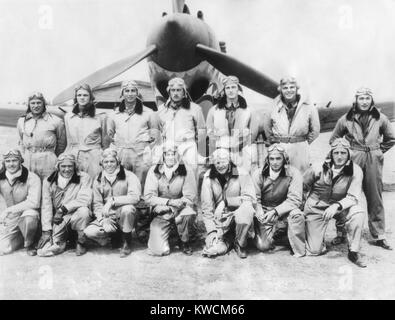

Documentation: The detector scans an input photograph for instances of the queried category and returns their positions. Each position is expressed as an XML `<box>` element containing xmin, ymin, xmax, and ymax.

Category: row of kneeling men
<box><xmin>0</xmin><ymin>138</ymin><xmax>369</xmax><ymax>267</ymax></box>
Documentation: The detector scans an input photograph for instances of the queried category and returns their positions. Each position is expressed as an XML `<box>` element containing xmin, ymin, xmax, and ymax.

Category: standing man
<box><xmin>144</xmin><ymin>141</ymin><xmax>197</xmax><ymax>256</ymax></box>
<box><xmin>201</xmin><ymin>147</ymin><xmax>255</xmax><ymax>259</ymax></box>
<box><xmin>17</xmin><ymin>92</ymin><xmax>66</xmax><ymax>180</ymax></box>
<box><xmin>0</xmin><ymin>149</ymin><xmax>41</xmax><ymax>256</ymax></box>
<box><xmin>330</xmin><ymin>88</ymin><xmax>395</xmax><ymax>249</ymax></box>
<box><xmin>251</xmin><ymin>144</ymin><xmax>305</xmax><ymax>257</ymax></box>
<box><xmin>37</xmin><ymin>153</ymin><xmax>92</xmax><ymax>257</ymax></box>
<box><xmin>303</xmin><ymin>138</ymin><xmax>366</xmax><ymax>267</ymax></box>
<box><xmin>107</xmin><ymin>80</ymin><xmax>161</xmax><ymax>183</ymax></box>
<box><xmin>206</xmin><ymin>76</ymin><xmax>256</xmax><ymax>173</ymax></box>
<box><xmin>264</xmin><ymin>77</ymin><xmax>320</xmax><ymax>173</ymax></box>
<box><xmin>156</xmin><ymin>77</ymin><xmax>206</xmax><ymax>176</ymax></box>
<box><xmin>64</xmin><ymin>84</ymin><xmax>110</xmax><ymax>179</ymax></box>
<box><xmin>107</xmin><ymin>81</ymin><xmax>160</xmax><ymax>242</ymax></box>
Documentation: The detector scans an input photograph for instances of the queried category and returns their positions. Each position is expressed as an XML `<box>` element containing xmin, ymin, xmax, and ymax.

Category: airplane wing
<box><xmin>92</xmin><ymin>80</ymin><xmax>157</xmax><ymax>110</ymax></box>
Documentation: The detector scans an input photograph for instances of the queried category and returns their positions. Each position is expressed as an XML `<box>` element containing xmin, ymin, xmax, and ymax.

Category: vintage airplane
<box><xmin>1</xmin><ymin>0</ymin><xmax>394</xmax><ymax>135</ymax></box>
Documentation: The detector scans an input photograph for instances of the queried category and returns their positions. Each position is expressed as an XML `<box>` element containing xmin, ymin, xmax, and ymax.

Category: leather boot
<box><xmin>26</xmin><ymin>244</ymin><xmax>37</xmax><ymax>256</ymax></box>
<box><xmin>178</xmin><ymin>240</ymin><xmax>193</xmax><ymax>256</ymax></box>
<box><xmin>234</xmin><ymin>241</ymin><xmax>247</xmax><ymax>259</ymax></box>
<box><xmin>348</xmin><ymin>250</ymin><xmax>367</xmax><ymax>268</ymax></box>
<box><xmin>331</xmin><ymin>235</ymin><xmax>346</xmax><ymax>245</ymax></box>
<box><xmin>76</xmin><ymin>231</ymin><xmax>87</xmax><ymax>256</ymax></box>
<box><xmin>374</xmin><ymin>239</ymin><xmax>393</xmax><ymax>250</ymax></box>
<box><xmin>120</xmin><ymin>232</ymin><xmax>132</xmax><ymax>258</ymax></box>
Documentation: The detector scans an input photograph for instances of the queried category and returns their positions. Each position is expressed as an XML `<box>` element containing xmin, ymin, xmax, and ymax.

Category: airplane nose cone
<box><xmin>147</xmin><ymin>14</ymin><xmax>216</xmax><ymax>71</ymax></box>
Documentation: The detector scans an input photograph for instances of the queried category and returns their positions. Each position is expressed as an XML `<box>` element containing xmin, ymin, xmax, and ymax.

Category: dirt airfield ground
<box><xmin>1</xmin><ymin>125</ymin><xmax>395</xmax><ymax>300</ymax></box>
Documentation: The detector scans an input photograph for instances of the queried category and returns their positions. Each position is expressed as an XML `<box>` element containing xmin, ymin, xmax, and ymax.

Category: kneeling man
<box><xmin>38</xmin><ymin>153</ymin><xmax>92</xmax><ymax>257</ymax></box>
<box><xmin>303</xmin><ymin>138</ymin><xmax>366</xmax><ymax>267</ymax></box>
<box><xmin>251</xmin><ymin>144</ymin><xmax>305</xmax><ymax>257</ymax></box>
<box><xmin>0</xmin><ymin>149</ymin><xmax>41</xmax><ymax>256</ymax></box>
<box><xmin>144</xmin><ymin>141</ymin><xmax>197</xmax><ymax>256</ymax></box>
<box><xmin>84</xmin><ymin>148</ymin><xmax>141</xmax><ymax>258</ymax></box>
<box><xmin>201</xmin><ymin>147</ymin><xmax>255</xmax><ymax>259</ymax></box>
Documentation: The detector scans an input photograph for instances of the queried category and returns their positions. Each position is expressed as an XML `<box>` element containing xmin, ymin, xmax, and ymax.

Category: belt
<box><xmin>173</xmin><ymin>137</ymin><xmax>195</xmax><ymax>143</ymax></box>
<box><xmin>69</xmin><ymin>143</ymin><xmax>101</xmax><ymax>150</ymax></box>
<box><xmin>350</xmin><ymin>143</ymin><xmax>381</xmax><ymax>152</ymax></box>
<box><xmin>115</xmin><ymin>141</ymin><xmax>150</xmax><ymax>149</ymax></box>
<box><xmin>26</xmin><ymin>146</ymin><xmax>55</xmax><ymax>153</ymax></box>
<box><xmin>272</xmin><ymin>136</ymin><xmax>307</xmax><ymax>144</ymax></box>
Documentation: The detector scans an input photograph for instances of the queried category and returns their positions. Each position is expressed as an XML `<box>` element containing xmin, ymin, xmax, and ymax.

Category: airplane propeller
<box><xmin>196</xmin><ymin>44</ymin><xmax>278</xmax><ymax>99</ymax></box>
<box><xmin>52</xmin><ymin>45</ymin><xmax>157</xmax><ymax>105</ymax></box>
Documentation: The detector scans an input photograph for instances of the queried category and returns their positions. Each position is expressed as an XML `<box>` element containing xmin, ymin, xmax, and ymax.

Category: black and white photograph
<box><xmin>0</xmin><ymin>0</ymin><xmax>395</xmax><ymax>302</ymax></box>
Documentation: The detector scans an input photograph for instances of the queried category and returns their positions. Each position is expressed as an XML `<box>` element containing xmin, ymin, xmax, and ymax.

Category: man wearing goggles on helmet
<box><xmin>0</xmin><ymin>149</ymin><xmax>41</xmax><ymax>256</ymax></box>
<box><xmin>251</xmin><ymin>143</ymin><xmax>305</xmax><ymax>257</ymax></box>
<box><xmin>201</xmin><ymin>143</ymin><xmax>255</xmax><ymax>259</ymax></box>
<box><xmin>264</xmin><ymin>77</ymin><xmax>320</xmax><ymax>173</ymax></box>
<box><xmin>144</xmin><ymin>141</ymin><xmax>197</xmax><ymax>256</ymax></box>
<box><xmin>330</xmin><ymin>88</ymin><xmax>395</xmax><ymax>250</ymax></box>
<box><xmin>37</xmin><ymin>153</ymin><xmax>92</xmax><ymax>257</ymax></box>
<box><xmin>84</xmin><ymin>148</ymin><xmax>141</xmax><ymax>258</ymax></box>
<box><xmin>303</xmin><ymin>138</ymin><xmax>366</xmax><ymax>267</ymax></box>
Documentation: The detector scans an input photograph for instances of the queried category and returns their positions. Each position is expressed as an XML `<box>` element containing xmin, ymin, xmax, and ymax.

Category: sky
<box><xmin>0</xmin><ymin>0</ymin><xmax>395</xmax><ymax>105</ymax></box>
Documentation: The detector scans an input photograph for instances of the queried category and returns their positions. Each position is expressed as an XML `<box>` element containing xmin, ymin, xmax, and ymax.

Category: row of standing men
<box><xmin>0</xmin><ymin>76</ymin><xmax>394</xmax><ymax>267</ymax></box>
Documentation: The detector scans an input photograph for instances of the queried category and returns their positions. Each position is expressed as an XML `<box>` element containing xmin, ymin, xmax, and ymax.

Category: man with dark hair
<box><xmin>330</xmin><ymin>88</ymin><xmax>395</xmax><ymax>250</ymax></box>
<box><xmin>251</xmin><ymin>144</ymin><xmax>305</xmax><ymax>257</ymax></box>
<box><xmin>64</xmin><ymin>83</ymin><xmax>110</xmax><ymax>179</ymax></box>
<box><xmin>0</xmin><ymin>149</ymin><xmax>41</xmax><ymax>256</ymax></box>
<box><xmin>37</xmin><ymin>153</ymin><xmax>92</xmax><ymax>257</ymax></box>
<box><xmin>303</xmin><ymin>138</ymin><xmax>366</xmax><ymax>267</ymax></box>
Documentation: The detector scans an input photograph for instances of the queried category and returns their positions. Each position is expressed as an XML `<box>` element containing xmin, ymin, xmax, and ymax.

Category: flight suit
<box><xmin>303</xmin><ymin>161</ymin><xmax>364</xmax><ymax>255</ymax></box>
<box><xmin>38</xmin><ymin>171</ymin><xmax>92</xmax><ymax>256</ymax></box>
<box><xmin>144</xmin><ymin>163</ymin><xmax>197</xmax><ymax>256</ymax></box>
<box><xmin>264</xmin><ymin>94</ymin><xmax>320</xmax><ymax>173</ymax></box>
<box><xmin>107</xmin><ymin>103</ymin><xmax>161</xmax><ymax>184</ymax></box>
<box><xmin>251</xmin><ymin>164</ymin><xmax>305</xmax><ymax>257</ymax></box>
<box><xmin>0</xmin><ymin>167</ymin><xmax>41</xmax><ymax>254</ymax></box>
<box><xmin>64</xmin><ymin>111</ymin><xmax>110</xmax><ymax>179</ymax></box>
<box><xmin>201</xmin><ymin>164</ymin><xmax>255</xmax><ymax>255</ymax></box>
<box><xmin>206</xmin><ymin>95</ymin><xmax>257</xmax><ymax>173</ymax></box>
<box><xmin>330</xmin><ymin>106</ymin><xmax>395</xmax><ymax>239</ymax></box>
<box><xmin>84</xmin><ymin>166</ymin><xmax>141</xmax><ymax>245</ymax></box>
<box><xmin>17</xmin><ymin>112</ymin><xmax>66</xmax><ymax>180</ymax></box>
<box><xmin>156</xmin><ymin>101</ymin><xmax>206</xmax><ymax>175</ymax></box>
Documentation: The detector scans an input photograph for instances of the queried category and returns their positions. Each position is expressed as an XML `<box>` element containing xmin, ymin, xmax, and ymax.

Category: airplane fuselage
<box><xmin>146</xmin><ymin>13</ymin><xmax>221</xmax><ymax>101</ymax></box>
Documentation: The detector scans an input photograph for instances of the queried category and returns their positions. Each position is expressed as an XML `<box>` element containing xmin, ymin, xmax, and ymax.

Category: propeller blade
<box><xmin>196</xmin><ymin>44</ymin><xmax>278</xmax><ymax>99</ymax></box>
<box><xmin>52</xmin><ymin>45</ymin><xmax>157</xmax><ymax>104</ymax></box>
<box><xmin>172</xmin><ymin>0</ymin><xmax>185</xmax><ymax>13</ymax></box>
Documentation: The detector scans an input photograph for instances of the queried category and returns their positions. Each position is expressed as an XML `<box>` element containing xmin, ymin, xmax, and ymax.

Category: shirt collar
<box><xmin>226</xmin><ymin>101</ymin><xmax>239</xmax><ymax>109</ymax></box>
